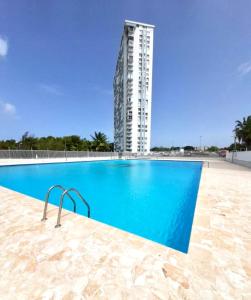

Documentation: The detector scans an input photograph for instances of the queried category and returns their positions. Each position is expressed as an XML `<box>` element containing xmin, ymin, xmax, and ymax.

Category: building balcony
<box><xmin>128</xmin><ymin>30</ymin><xmax>134</xmax><ymax>37</ymax></box>
<box><xmin>128</xmin><ymin>40</ymin><xmax>134</xmax><ymax>47</ymax></box>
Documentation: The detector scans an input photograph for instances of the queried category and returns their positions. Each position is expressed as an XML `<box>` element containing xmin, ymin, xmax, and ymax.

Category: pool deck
<box><xmin>0</xmin><ymin>159</ymin><xmax>250</xmax><ymax>299</ymax></box>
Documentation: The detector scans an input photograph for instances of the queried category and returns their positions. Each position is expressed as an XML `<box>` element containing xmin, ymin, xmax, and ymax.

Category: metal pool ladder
<box><xmin>41</xmin><ymin>185</ymin><xmax>90</xmax><ymax>228</ymax></box>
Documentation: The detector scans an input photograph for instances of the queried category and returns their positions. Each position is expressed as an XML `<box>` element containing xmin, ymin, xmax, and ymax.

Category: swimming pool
<box><xmin>0</xmin><ymin>160</ymin><xmax>202</xmax><ymax>253</ymax></box>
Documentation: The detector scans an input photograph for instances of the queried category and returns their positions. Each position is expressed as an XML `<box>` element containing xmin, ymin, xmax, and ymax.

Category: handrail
<box><xmin>55</xmin><ymin>188</ymin><xmax>90</xmax><ymax>228</ymax></box>
<box><xmin>41</xmin><ymin>185</ymin><xmax>76</xmax><ymax>221</ymax></box>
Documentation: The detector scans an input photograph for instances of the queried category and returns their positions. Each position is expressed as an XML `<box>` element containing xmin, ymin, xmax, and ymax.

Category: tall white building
<box><xmin>113</xmin><ymin>20</ymin><xmax>154</xmax><ymax>153</ymax></box>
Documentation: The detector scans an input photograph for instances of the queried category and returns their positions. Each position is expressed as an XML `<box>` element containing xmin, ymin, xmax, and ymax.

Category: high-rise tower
<box><xmin>113</xmin><ymin>20</ymin><xmax>154</xmax><ymax>153</ymax></box>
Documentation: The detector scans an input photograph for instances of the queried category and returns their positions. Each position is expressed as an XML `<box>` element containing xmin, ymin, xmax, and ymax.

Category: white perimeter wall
<box><xmin>226</xmin><ymin>151</ymin><xmax>251</xmax><ymax>168</ymax></box>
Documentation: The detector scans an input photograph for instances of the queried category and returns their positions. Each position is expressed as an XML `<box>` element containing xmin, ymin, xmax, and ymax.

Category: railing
<box><xmin>0</xmin><ymin>149</ymin><xmax>225</xmax><ymax>161</ymax></box>
<box><xmin>55</xmin><ymin>188</ymin><xmax>90</xmax><ymax>228</ymax></box>
<box><xmin>41</xmin><ymin>185</ymin><xmax>77</xmax><ymax>221</ymax></box>
<box><xmin>0</xmin><ymin>150</ymin><xmax>119</xmax><ymax>159</ymax></box>
<box><xmin>41</xmin><ymin>185</ymin><xmax>90</xmax><ymax>228</ymax></box>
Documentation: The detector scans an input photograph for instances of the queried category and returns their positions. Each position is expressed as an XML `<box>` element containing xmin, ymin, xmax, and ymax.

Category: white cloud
<box><xmin>0</xmin><ymin>36</ymin><xmax>8</xmax><ymax>58</ymax></box>
<box><xmin>0</xmin><ymin>100</ymin><xmax>17</xmax><ymax>117</ymax></box>
<box><xmin>237</xmin><ymin>60</ymin><xmax>251</xmax><ymax>77</ymax></box>
<box><xmin>39</xmin><ymin>83</ymin><xmax>63</xmax><ymax>96</ymax></box>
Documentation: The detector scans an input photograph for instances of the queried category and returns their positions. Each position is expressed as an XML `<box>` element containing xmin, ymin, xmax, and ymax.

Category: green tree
<box><xmin>234</xmin><ymin>116</ymin><xmax>251</xmax><ymax>150</ymax></box>
<box><xmin>207</xmin><ymin>146</ymin><xmax>219</xmax><ymax>152</ymax></box>
<box><xmin>64</xmin><ymin>135</ymin><xmax>82</xmax><ymax>151</ymax></box>
<box><xmin>90</xmin><ymin>131</ymin><xmax>110</xmax><ymax>151</ymax></box>
<box><xmin>108</xmin><ymin>142</ymin><xmax>114</xmax><ymax>151</ymax></box>
<box><xmin>184</xmin><ymin>146</ymin><xmax>194</xmax><ymax>151</ymax></box>
<box><xmin>151</xmin><ymin>146</ymin><xmax>171</xmax><ymax>152</ymax></box>
<box><xmin>228</xmin><ymin>143</ymin><xmax>243</xmax><ymax>151</ymax></box>
<box><xmin>170</xmin><ymin>146</ymin><xmax>180</xmax><ymax>151</ymax></box>
<box><xmin>0</xmin><ymin>132</ymin><xmax>112</xmax><ymax>151</ymax></box>
<box><xmin>0</xmin><ymin>139</ymin><xmax>17</xmax><ymax>149</ymax></box>
<box><xmin>19</xmin><ymin>131</ymin><xmax>37</xmax><ymax>149</ymax></box>
<box><xmin>80</xmin><ymin>138</ymin><xmax>92</xmax><ymax>151</ymax></box>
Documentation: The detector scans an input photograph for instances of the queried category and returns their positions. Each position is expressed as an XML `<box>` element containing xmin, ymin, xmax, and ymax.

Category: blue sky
<box><xmin>0</xmin><ymin>0</ymin><xmax>250</xmax><ymax>147</ymax></box>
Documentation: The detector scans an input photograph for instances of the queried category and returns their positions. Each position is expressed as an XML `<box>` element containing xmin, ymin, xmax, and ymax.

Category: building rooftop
<box><xmin>125</xmin><ymin>19</ymin><xmax>155</xmax><ymax>28</ymax></box>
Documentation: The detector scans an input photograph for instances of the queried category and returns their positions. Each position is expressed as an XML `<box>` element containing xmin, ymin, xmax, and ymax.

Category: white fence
<box><xmin>0</xmin><ymin>150</ymin><xmax>119</xmax><ymax>159</ymax></box>
<box><xmin>0</xmin><ymin>150</ymin><xmax>150</xmax><ymax>160</ymax></box>
<box><xmin>226</xmin><ymin>151</ymin><xmax>251</xmax><ymax>168</ymax></box>
<box><xmin>0</xmin><ymin>149</ymin><xmax>227</xmax><ymax>161</ymax></box>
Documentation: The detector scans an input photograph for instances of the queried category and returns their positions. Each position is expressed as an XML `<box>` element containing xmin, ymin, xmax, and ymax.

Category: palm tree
<box><xmin>90</xmin><ymin>131</ymin><xmax>110</xmax><ymax>151</ymax></box>
<box><xmin>234</xmin><ymin>116</ymin><xmax>251</xmax><ymax>150</ymax></box>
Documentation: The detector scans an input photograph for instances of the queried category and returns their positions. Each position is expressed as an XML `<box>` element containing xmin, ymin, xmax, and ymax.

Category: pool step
<box><xmin>41</xmin><ymin>185</ymin><xmax>90</xmax><ymax>228</ymax></box>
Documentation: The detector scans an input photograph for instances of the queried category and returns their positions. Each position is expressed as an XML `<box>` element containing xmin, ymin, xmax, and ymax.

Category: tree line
<box><xmin>0</xmin><ymin>131</ymin><xmax>114</xmax><ymax>152</ymax></box>
<box><xmin>1</xmin><ymin>115</ymin><xmax>250</xmax><ymax>152</ymax></box>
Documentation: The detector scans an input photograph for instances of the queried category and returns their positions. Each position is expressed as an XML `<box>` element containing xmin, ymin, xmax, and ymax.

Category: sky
<box><xmin>0</xmin><ymin>0</ymin><xmax>251</xmax><ymax>148</ymax></box>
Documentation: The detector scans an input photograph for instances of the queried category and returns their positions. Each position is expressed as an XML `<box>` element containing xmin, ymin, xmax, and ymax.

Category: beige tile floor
<box><xmin>0</xmin><ymin>159</ymin><xmax>250</xmax><ymax>299</ymax></box>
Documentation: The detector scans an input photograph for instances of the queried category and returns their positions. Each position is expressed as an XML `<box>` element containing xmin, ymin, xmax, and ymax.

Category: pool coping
<box><xmin>0</xmin><ymin>158</ymin><xmax>250</xmax><ymax>299</ymax></box>
<box><xmin>0</xmin><ymin>157</ymin><xmax>118</xmax><ymax>167</ymax></box>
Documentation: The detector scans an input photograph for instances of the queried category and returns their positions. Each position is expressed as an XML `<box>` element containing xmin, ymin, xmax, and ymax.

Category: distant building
<box><xmin>113</xmin><ymin>20</ymin><xmax>155</xmax><ymax>153</ymax></box>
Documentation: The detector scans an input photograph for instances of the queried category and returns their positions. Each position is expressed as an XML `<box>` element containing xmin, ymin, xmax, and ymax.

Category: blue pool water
<box><xmin>0</xmin><ymin>160</ymin><xmax>202</xmax><ymax>253</ymax></box>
